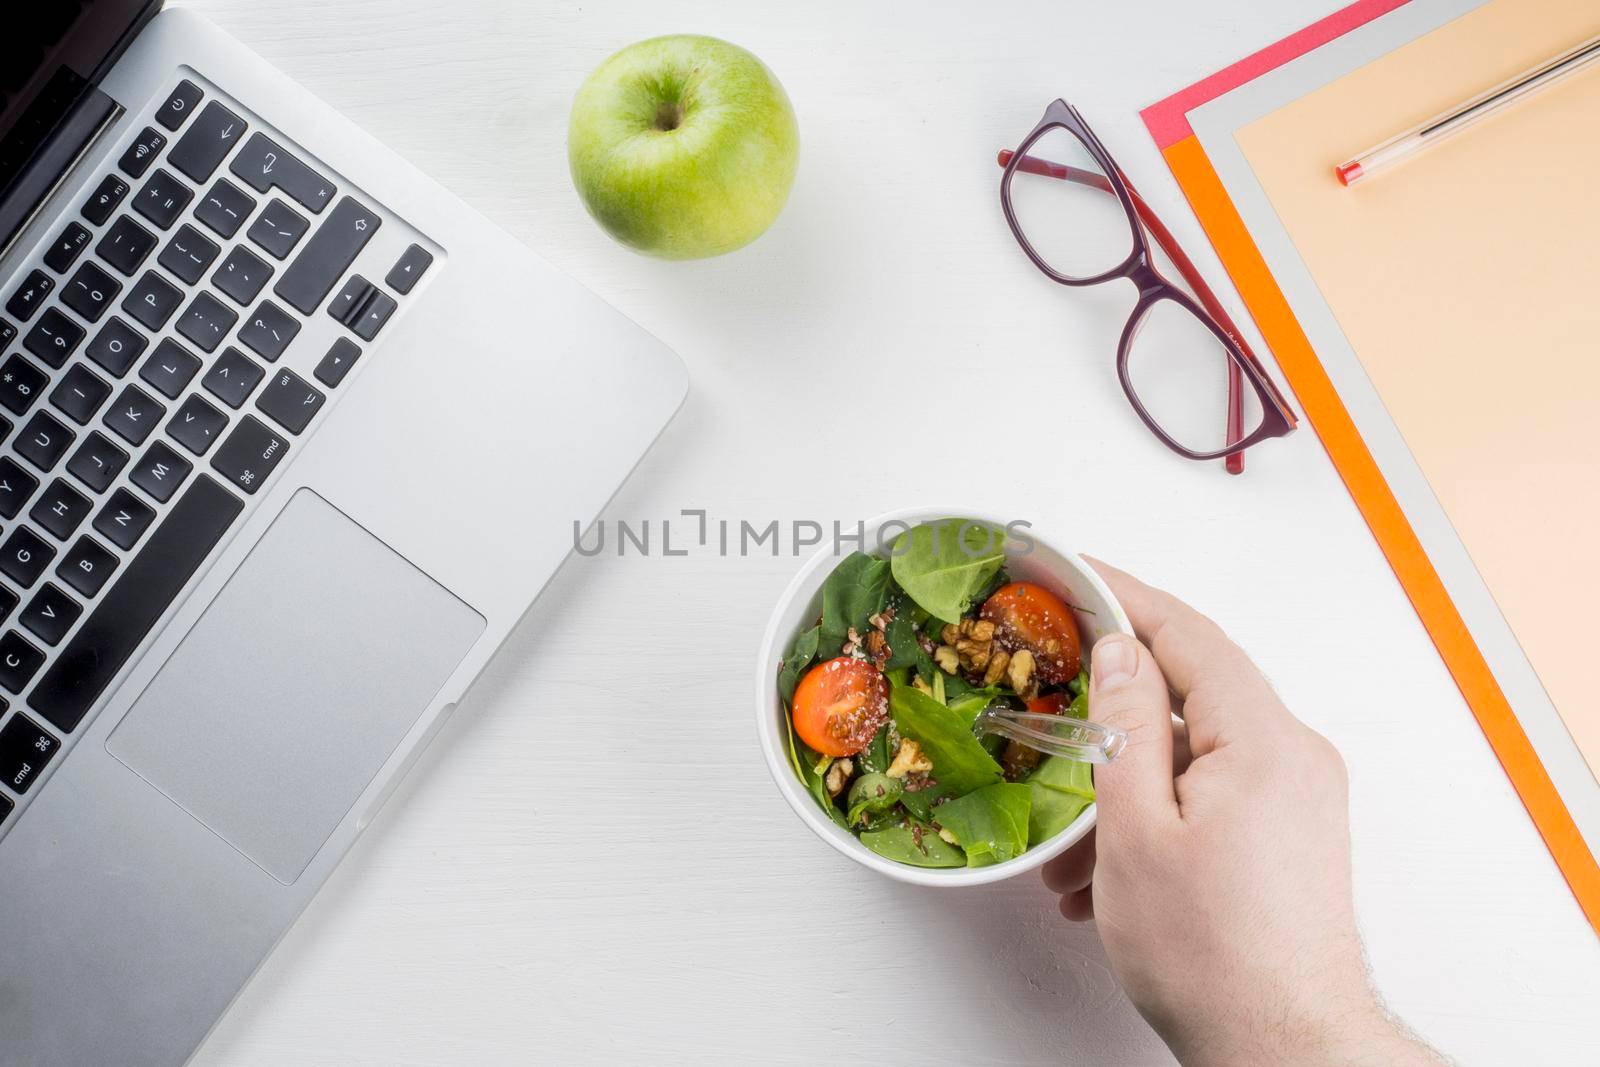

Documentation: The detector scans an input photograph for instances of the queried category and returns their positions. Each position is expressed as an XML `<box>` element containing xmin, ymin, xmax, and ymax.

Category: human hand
<box><xmin>1043</xmin><ymin>561</ymin><xmax>1442</xmax><ymax>1067</ymax></box>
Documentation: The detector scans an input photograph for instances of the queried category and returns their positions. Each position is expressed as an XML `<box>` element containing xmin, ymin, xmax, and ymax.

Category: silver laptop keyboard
<box><xmin>0</xmin><ymin>73</ymin><xmax>438</xmax><ymax>829</ymax></box>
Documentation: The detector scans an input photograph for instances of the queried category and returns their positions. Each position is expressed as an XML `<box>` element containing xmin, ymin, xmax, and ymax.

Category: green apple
<box><xmin>568</xmin><ymin>35</ymin><xmax>799</xmax><ymax>259</ymax></box>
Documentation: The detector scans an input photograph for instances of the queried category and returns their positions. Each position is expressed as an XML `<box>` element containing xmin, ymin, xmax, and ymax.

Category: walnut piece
<box><xmin>886</xmin><ymin>739</ymin><xmax>933</xmax><ymax>779</ymax></box>
<box><xmin>824</xmin><ymin>757</ymin><xmax>854</xmax><ymax>798</ymax></box>
<box><xmin>982</xmin><ymin>648</ymin><xmax>1011</xmax><ymax>687</ymax></box>
<box><xmin>933</xmin><ymin>645</ymin><xmax>960</xmax><ymax>674</ymax></box>
<box><xmin>1008</xmin><ymin>648</ymin><xmax>1038</xmax><ymax>699</ymax></box>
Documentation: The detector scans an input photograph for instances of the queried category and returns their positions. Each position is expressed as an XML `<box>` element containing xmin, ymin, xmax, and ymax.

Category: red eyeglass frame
<box><xmin>997</xmin><ymin>100</ymin><xmax>1297</xmax><ymax>473</ymax></box>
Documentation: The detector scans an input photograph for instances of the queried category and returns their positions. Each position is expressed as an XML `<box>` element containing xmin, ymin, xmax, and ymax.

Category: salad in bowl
<box><xmin>759</xmin><ymin>513</ymin><xmax>1131</xmax><ymax>882</ymax></box>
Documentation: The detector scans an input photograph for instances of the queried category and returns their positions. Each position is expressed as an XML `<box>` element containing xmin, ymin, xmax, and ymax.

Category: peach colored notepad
<box><xmin>1233</xmin><ymin>0</ymin><xmax>1600</xmax><ymax>782</ymax></box>
<box><xmin>1143</xmin><ymin>0</ymin><xmax>1600</xmax><ymax>931</ymax></box>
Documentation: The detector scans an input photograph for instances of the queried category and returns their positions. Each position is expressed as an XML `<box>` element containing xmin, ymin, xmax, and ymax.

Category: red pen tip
<box><xmin>1335</xmin><ymin>161</ymin><xmax>1363</xmax><ymax>186</ymax></box>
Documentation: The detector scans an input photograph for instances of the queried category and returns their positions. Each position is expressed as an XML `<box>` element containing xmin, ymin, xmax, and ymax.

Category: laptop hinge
<box><xmin>0</xmin><ymin>83</ymin><xmax>123</xmax><ymax>263</ymax></box>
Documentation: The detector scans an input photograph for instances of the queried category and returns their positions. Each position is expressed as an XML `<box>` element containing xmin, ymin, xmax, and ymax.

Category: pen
<box><xmin>1336</xmin><ymin>32</ymin><xmax>1600</xmax><ymax>186</ymax></box>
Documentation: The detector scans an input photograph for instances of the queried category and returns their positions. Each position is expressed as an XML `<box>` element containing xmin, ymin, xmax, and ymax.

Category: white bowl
<box><xmin>755</xmin><ymin>506</ymin><xmax>1134</xmax><ymax>887</ymax></box>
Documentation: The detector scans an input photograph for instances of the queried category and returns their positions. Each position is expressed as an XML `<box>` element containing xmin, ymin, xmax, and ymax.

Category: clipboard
<box><xmin>1141</xmin><ymin>0</ymin><xmax>1600</xmax><ymax>931</ymax></box>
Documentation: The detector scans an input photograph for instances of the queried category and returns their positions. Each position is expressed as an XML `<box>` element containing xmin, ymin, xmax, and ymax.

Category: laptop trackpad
<box><xmin>107</xmin><ymin>489</ymin><xmax>484</xmax><ymax>883</ymax></box>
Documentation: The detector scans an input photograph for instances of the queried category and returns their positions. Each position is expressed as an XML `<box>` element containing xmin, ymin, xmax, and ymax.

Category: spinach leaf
<box><xmin>858</xmin><ymin>721</ymin><xmax>893</xmax><ymax>775</ymax></box>
<box><xmin>777</xmin><ymin>624</ymin><xmax>821</xmax><ymax>708</ymax></box>
<box><xmin>859</xmin><ymin>821</ymin><xmax>965</xmax><ymax>868</ymax></box>
<box><xmin>889</xmin><ymin>684</ymin><xmax>1004</xmax><ymax>796</ymax></box>
<box><xmin>889</xmin><ymin>519</ymin><xmax>1007</xmax><ymax>625</ymax></box>
<box><xmin>1029</xmin><ymin>754</ymin><xmax>1094</xmax><ymax>800</ymax></box>
<box><xmin>1026</xmin><ymin>783</ymin><xmax>1092</xmax><ymax>845</ymax></box>
<box><xmin>935</xmin><ymin>782</ymin><xmax>1032</xmax><ymax>866</ymax></box>
<box><xmin>945</xmin><ymin>687</ymin><xmax>1002</xmax><ymax>727</ymax></box>
<box><xmin>883</xmin><ymin>596</ymin><xmax>928</xmax><ymax>672</ymax></box>
<box><xmin>846</xmin><ymin>772</ymin><xmax>904</xmax><ymax>825</ymax></box>
<box><xmin>818</xmin><ymin>552</ymin><xmax>893</xmax><ymax>658</ymax></box>
<box><xmin>785</xmin><ymin>716</ymin><xmax>848</xmax><ymax>829</ymax></box>
<box><xmin>898</xmin><ymin>788</ymin><xmax>937</xmax><ymax>823</ymax></box>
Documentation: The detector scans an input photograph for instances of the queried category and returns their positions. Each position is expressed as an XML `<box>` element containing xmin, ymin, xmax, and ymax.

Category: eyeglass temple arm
<box><xmin>999</xmin><ymin>149</ymin><xmax>1295</xmax><ymax>473</ymax></box>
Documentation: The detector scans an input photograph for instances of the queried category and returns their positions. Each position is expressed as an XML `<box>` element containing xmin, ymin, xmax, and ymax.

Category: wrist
<box><xmin>1170</xmin><ymin>991</ymin><xmax>1440</xmax><ymax>1067</ymax></box>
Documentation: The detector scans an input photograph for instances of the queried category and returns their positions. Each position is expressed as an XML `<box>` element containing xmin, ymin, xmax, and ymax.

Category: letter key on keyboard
<box><xmin>30</xmin><ymin>475</ymin><xmax>243</xmax><ymax>732</ymax></box>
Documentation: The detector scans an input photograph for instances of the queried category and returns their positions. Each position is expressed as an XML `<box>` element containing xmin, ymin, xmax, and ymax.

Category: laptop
<box><xmin>0</xmin><ymin>3</ymin><xmax>686</xmax><ymax>1062</ymax></box>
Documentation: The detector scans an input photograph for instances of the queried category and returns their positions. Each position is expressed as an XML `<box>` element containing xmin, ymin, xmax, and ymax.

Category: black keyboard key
<box><xmin>33</xmin><ymin>475</ymin><xmax>243</xmax><ymax>732</ymax></box>
<box><xmin>0</xmin><ymin>319</ymin><xmax>13</xmax><ymax>348</ymax></box>
<box><xmin>138</xmin><ymin>339</ymin><xmax>202</xmax><ymax>400</ymax></box>
<box><xmin>58</xmin><ymin>537</ymin><xmax>118</xmax><ymax>598</ymax></box>
<box><xmin>61</xmin><ymin>261</ymin><xmax>121</xmax><ymax>323</ymax></box>
<box><xmin>167</xmin><ymin>101</ymin><xmax>246</xmax><ymax>183</ymax></box>
<box><xmin>65</xmin><ymin>431</ymin><xmax>127</xmax><ymax>493</ymax></box>
<box><xmin>156</xmin><ymin>79</ymin><xmax>204</xmax><ymax>131</ymax></box>
<box><xmin>314</xmin><ymin>337</ymin><xmax>360</xmax><ymax>387</ymax></box>
<box><xmin>44</xmin><ymin>222</ymin><xmax>92</xmax><ymax>274</ymax></box>
<box><xmin>157</xmin><ymin>224</ymin><xmax>220</xmax><ymax>285</ymax></box>
<box><xmin>0</xmin><ymin>456</ymin><xmax>39</xmax><ymax>519</ymax></box>
<box><xmin>329</xmin><ymin>275</ymin><xmax>371</xmax><ymax>326</ymax></box>
<box><xmin>255</xmin><ymin>368</ymin><xmax>324</xmax><ymax>434</ymax></box>
<box><xmin>167</xmin><ymin>394</ymin><xmax>227</xmax><ymax>455</ymax></box>
<box><xmin>248</xmin><ymin>198</ymin><xmax>309</xmax><ymax>259</ymax></box>
<box><xmin>0</xmin><ymin>586</ymin><xmax>15</xmax><ymax>624</ymax></box>
<box><xmin>117</xmin><ymin>127</ymin><xmax>167</xmax><ymax>179</ymax></box>
<box><xmin>103</xmin><ymin>384</ymin><xmax>165</xmax><ymax>446</ymax></box>
<box><xmin>81</xmin><ymin>174</ymin><xmax>130</xmax><ymax>226</ymax></box>
<box><xmin>129</xmin><ymin>441</ymin><xmax>191</xmax><ymax>503</ymax></box>
<box><xmin>386</xmin><ymin>244</ymin><xmax>432</xmax><ymax>295</ymax></box>
<box><xmin>86</xmin><ymin>317</ymin><xmax>147</xmax><ymax>377</ymax></box>
<box><xmin>16</xmin><ymin>411</ymin><xmax>73</xmax><ymax>472</ymax></box>
<box><xmin>49</xmin><ymin>364</ymin><xmax>112</xmax><ymax>425</ymax></box>
<box><xmin>230</xmin><ymin>133</ymin><xmax>336</xmax><ymax>213</ymax></box>
<box><xmin>349</xmin><ymin>283</ymin><xmax>394</xmax><ymax>339</ymax></box>
<box><xmin>0</xmin><ymin>527</ymin><xmax>56</xmax><ymax>587</ymax></box>
<box><xmin>0</xmin><ymin>711</ymin><xmax>57</xmax><ymax>789</ymax></box>
<box><xmin>213</xmin><ymin>245</ymin><xmax>272</xmax><ymax>306</ymax></box>
<box><xmin>0</xmin><ymin>354</ymin><xmax>49</xmax><ymax>416</ymax></box>
<box><xmin>0</xmin><ymin>793</ymin><xmax>10</xmax><ymax>820</ymax></box>
<box><xmin>194</xmin><ymin>178</ymin><xmax>255</xmax><ymax>239</ymax></box>
<box><xmin>237</xmin><ymin>300</ymin><xmax>298</xmax><ymax>362</ymax></box>
<box><xmin>275</xmin><ymin>197</ymin><xmax>379</xmax><ymax>314</ymax></box>
<box><xmin>122</xmin><ymin>271</ymin><xmax>182</xmax><ymax>331</ymax></box>
<box><xmin>131</xmin><ymin>168</ymin><xmax>193</xmax><ymax>230</ymax></box>
<box><xmin>175</xmin><ymin>291</ymin><xmax>237</xmax><ymax>353</ymax></box>
<box><xmin>23</xmin><ymin>309</ymin><xmax>84</xmax><ymax>368</ymax></box>
<box><xmin>6</xmin><ymin>270</ymin><xmax>54</xmax><ymax>322</ymax></box>
<box><xmin>93</xmin><ymin>488</ymin><xmax>155</xmax><ymax>551</ymax></box>
<box><xmin>30</xmin><ymin>479</ymin><xmax>91</xmax><ymax>541</ymax></box>
<box><xmin>202</xmin><ymin>347</ymin><xmax>264</xmax><ymax>409</ymax></box>
<box><xmin>97</xmin><ymin>216</ymin><xmax>158</xmax><ymax>276</ymax></box>
<box><xmin>21</xmin><ymin>584</ymin><xmax>82</xmax><ymax>646</ymax></box>
<box><xmin>211</xmin><ymin>415</ymin><xmax>287</xmax><ymax>494</ymax></box>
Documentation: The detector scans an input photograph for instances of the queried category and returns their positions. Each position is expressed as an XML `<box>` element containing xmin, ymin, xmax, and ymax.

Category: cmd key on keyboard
<box><xmin>29</xmin><ymin>475</ymin><xmax>242</xmax><ymax>733</ymax></box>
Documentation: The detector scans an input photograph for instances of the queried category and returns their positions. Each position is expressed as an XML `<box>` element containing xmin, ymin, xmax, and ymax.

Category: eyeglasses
<box><xmin>998</xmin><ymin>99</ymin><xmax>1297</xmax><ymax>474</ymax></box>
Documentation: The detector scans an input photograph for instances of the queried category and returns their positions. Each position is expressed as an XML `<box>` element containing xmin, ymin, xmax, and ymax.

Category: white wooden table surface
<box><xmin>178</xmin><ymin>1</ymin><xmax>1600</xmax><ymax>1063</ymax></box>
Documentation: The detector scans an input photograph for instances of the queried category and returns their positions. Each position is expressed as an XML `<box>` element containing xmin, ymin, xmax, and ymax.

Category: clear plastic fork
<box><xmin>973</xmin><ymin>707</ymin><xmax>1127</xmax><ymax>764</ymax></box>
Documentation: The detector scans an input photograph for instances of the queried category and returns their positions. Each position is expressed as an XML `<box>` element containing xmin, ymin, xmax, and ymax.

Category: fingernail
<box><xmin>1091</xmin><ymin>635</ymin><xmax>1138</xmax><ymax>692</ymax></box>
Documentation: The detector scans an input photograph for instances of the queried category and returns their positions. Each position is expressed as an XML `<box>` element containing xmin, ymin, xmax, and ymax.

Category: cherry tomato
<box><xmin>1025</xmin><ymin>692</ymin><xmax>1070</xmax><ymax>716</ymax></box>
<box><xmin>791</xmin><ymin>657</ymin><xmax>889</xmax><ymax>757</ymax></box>
<box><xmin>979</xmin><ymin>581</ymin><xmax>1082</xmax><ymax>685</ymax></box>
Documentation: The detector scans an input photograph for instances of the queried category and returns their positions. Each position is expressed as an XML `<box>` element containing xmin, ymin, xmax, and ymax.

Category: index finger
<box><xmin>1085</xmin><ymin>557</ymin><xmax>1286</xmax><ymax>743</ymax></box>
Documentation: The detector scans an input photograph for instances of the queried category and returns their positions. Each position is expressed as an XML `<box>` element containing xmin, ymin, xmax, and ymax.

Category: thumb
<box><xmin>1088</xmin><ymin>633</ymin><xmax>1178</xmax><ymax>833</ymax></box>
